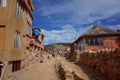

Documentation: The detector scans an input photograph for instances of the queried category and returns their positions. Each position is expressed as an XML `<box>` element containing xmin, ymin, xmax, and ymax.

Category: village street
<box><xmin>9</xmin><ymin>54</ymin><xmax>58</xmax><ymax>80</ymax></box>
<box><xmin>0</xmin><ymin>0</ymin><xmax>120</xmax><ymax>80</ymax></box>
<box><xmin>9</xmin><ymin>54</ymin><xmax>110</xmax><ymax>80</ymax></box>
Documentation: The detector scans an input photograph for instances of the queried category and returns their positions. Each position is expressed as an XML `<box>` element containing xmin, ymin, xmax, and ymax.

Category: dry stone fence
<box><xmin>77</xmin><ymin>48</ymin><xmax>120</xmax><ymax>80</ymax></box>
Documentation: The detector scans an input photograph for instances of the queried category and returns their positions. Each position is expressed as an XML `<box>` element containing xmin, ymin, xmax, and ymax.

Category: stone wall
<box><xmin>69</xmin><ymin>50</ymin><xmax>80</xmax><ymax>62</ymax></box>
<box><xmin>78</xmin><ymin>48</ymin><xmax>120</xmax><ymax>80</ymax></box>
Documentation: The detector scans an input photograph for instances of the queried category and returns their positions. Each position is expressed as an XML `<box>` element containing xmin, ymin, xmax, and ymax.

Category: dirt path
<box><xmin>10</xmin><ymin>55</ymin><xmax>58</xmax><ymax>80</ymax></box>
<box><xmin>9</xmin><ymin>55</ymin><xmax>110</xmax><ymax>80</ymax></box>
<box><xmin>58</xmin><ymin>57</ymin><xmax>110</xmax><ymax>80</ymax></box>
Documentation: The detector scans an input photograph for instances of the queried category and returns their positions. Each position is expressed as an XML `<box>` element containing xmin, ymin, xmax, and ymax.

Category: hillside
<box><xmin>44</xmin><ymin>43</ymin><xmax>71</xmax><ymax>54</ymax></box>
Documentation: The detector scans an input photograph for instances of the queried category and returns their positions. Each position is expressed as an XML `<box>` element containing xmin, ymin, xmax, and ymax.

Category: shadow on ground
<box><xmin>74</xmin><ymin>61</ymin><xmax>111</xmax><ymax>80</ymax></box>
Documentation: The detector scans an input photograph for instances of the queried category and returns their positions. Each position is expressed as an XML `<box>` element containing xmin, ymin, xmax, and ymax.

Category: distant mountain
<box><xmin>44</xmin><ymin>43</ymin><xmax>71</xmax><ymax>54</ymax></box>
<box><xmin>52</xmin><ymin>43</ymin><xmax>71</xmax><ymax>46</ymax></box>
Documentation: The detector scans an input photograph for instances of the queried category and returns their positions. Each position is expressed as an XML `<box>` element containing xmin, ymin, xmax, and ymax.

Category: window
<box><xmin>99</xmin><ymin>38</ymin><xmax>104</xmax><ymax>46</ymax></box>
<box><xmin>0</xmin><ymin>0</ymin><xmax>7</xmax><ymax>7</ymax></box>
<box><xmin>16</xmin><ymin>1</ymin><xmax>23</xmax><ymax>19</ymax></box>
<box><xmin>12</xmin><ymin>61</ymin><xmax>21</xmax><ymax>72</ymax></box>
<box><xmin>20</xmin><ymin>8</ymin><xmax>23</xmax><ymax>19</ymax></box>
<box><xmin>95</xmin><ymin>38</ymin><xmax>99</xmax><ymax>45</ymax></box>
<box><xmin>85</xmin><ymin>39</ymin><xmax>90</xmax><ymax>45</ymax></box>
<box><xmin>18</xmin><ymin>4</ymin><xmax>21</xmax><ymax>16</ymax></box>
<box><xmin>38</xmin><ymin>47</ymin><xmax>40</xmax><ymax>51</ymax></box>
<box><xmin>0</xmin><ymin>0</ymin><xmax>1</xmax><ymax>6</ymax></box>
<box><xmin>14</xmin><ymin>31</ymin><xmax>20</xmax><ymax>48</ymax></box>
<box><xmin>16</xmin><ymin>2</ymin><xmax>19</xmax><ymax>15</ymax></box>
<box><xmin>90</xmin><ymin>39</ymin><xmax>94</xmax><ymax>46</ymax></box>
<box><xmin>26</xmin><ymin>23</ymin><xmax>31</xmax><ymax>36</ymax></box>
<box><xmin>85</xmin><ymin>38</ymin><xmax>104</xmax><ymax>46</ymax></box>
<box><xmin>38</xmin><ymin>35</ymin><xmax>42</xmax><ymax>42</ymax></box>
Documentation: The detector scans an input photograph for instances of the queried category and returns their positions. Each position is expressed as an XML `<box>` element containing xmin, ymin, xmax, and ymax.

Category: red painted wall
<box><xmin>85</xmin><ymin>46</ymin><xmax>103</xmax><ymax>51</ymax></box>
<box><xmin>85</xmin><ymin>39</ymin><xmax>119</xmax><ymax>51</ymax></box>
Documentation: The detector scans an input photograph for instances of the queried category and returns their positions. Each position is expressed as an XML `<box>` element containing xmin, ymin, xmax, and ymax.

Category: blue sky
<box><xmin>32</xmin><ymin>0</ymin><xmax>120</xmax><ymax>45</ymax></box>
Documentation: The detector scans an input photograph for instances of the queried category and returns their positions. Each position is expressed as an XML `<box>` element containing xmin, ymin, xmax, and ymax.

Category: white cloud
<box><xmin>41</xmin><ymin>25</ymin><xmax>77</xmax><ymax>44</ymax></box>
<box><xmin>106</xmin><ymin>24</ymin><xmax>120</xmax><ymax>30</ymax></box>
<box><xmin>42</xmin><ymin>24</ymin><xmax>120</xmax><ymax>45</ymax></box>
<box><xmin>41</xmin><ymin>24</ymin><xmax>93</xmax><ymax>44</ymax></box>
<box><xmin>36</xmin><ymin>0</ymin><xmax>120</xmax><ymax>25</ymax></box>
<box><xmin>33</xmin><ymin>0</ymin><xmax>120</xmax><ymax>44</ymax></box>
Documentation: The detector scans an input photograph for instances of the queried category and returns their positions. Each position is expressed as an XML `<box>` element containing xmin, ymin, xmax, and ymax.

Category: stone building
<box><xmin>31</xmin><ymin>28</ymin><xmax>45</xmax><ymax>60</ymax></box>
<box><xmin>70</xmin><ymin>25</ymin><xmax>120</xmax><ymax>54</ymax></box>
<box><xmin>0</xmin><ymin>0</ymin><xmax>34</xmax><ymax>79</ymax></box>
<box><xmin>24</xmin><ymin>27</ymin><xmax>45</xmax><ymax>67</ymax></box>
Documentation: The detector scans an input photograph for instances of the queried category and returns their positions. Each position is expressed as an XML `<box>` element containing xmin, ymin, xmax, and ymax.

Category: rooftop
<box><xmin>81</xmin><ymin>24</ymin><xmax>119</xmax><ymax>36</ymax></box>
<box><xmin>72</xmin><ymin>25</ymin><xmax>120</xmax><ymax>44</ymax></box>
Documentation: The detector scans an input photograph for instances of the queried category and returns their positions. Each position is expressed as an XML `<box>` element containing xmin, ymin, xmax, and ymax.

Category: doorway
<box><xmin>12</xmin><ymin>61</ymin><xmax>21</xmax><ymax>72</ymax></box>
<box><xmin>0</xmin><ymin>62</ymin><xmax>2</xmax><ymax>77</ymax></box>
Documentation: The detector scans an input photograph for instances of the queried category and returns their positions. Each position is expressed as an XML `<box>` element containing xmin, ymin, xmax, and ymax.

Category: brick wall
<box><xmin>85</xmin><ymin>39</ymin><xmax>119</xmax><ymax>51</ymax></box>
<box><xmin>78</xmin><ymin>48</ymin><xmax>120</xmax><ymax>80</ymax></box>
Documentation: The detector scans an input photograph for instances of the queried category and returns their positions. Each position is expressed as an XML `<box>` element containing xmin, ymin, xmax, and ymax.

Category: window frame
<box><xmin>85</xmin><ymin>38</ymin><xmax>104</xmax><ymax>46</ymax></box>
<box><xmin>89</xmin><ymin>39</ymin><xmax>94</xmax><ymax>46</ymax></box>
<box><xmin>16</xmin><ymin>2</ymin><xmax>19</xmax><ymax>15</ymax></box>
<box><xmin>0</xmin><ymin>0</ymin><xmax>1</xmax><ymax>7</ymax></box>
<box><xmin>94</xmin><ymin>38</ymin><xmax>99</xmax><ymax>45</ymax></box>
<box><xmin>14</xmin><ymin>31</ymin><xmax>20</xmax><ymax>49</ymax></box>
<box><xmin>15</xmin><ymin>1</ymin><xmax>24</xmax><ymax>19</ymax></box>
<box><xmin>99</xmin><ymin>38</ymin><xmax>104</xmax><ymax>46</ymax></box>
<box><xmin>0</xmin><ymin>0</ymin><xmax>7</xmax><ymax>7</ymax></box>
<box><xmin>26</xmin><ymin>23</ymin><xmax>31</xmax><ymax>36</ymax></box>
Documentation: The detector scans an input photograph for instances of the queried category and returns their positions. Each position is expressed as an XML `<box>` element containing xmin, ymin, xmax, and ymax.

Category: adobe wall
<box><xmin>78</xmin><ymin>48</ymin><xmax>120</xmax><ymax>80</ymax></box>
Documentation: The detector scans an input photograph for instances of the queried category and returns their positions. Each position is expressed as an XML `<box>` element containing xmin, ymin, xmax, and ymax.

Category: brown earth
<box><xmin>58</xmin><ymin>57</ymin><xmax>110</xmax><ymax>80</ymax></box>
<box><xmin>9</xmin><ymin>54</ymin><xmax>58</xmax><ymax>80</ymax></box>
<box><xmin>9</xmin><ymin>55</ymin><xmax>110</xmax><ymax>80</ymax></box>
